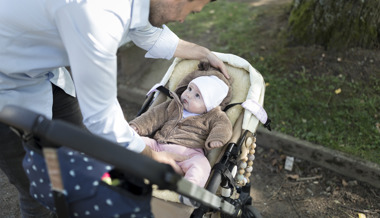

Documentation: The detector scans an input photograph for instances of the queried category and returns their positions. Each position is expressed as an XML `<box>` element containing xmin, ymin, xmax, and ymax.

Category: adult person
<box><xmin>0</xmin><ymin>0</ymin><xmax>230</xmax><ymax>217</ymax></box>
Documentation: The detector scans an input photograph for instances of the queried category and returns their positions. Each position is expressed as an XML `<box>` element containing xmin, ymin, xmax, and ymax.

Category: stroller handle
<box><xmin>0</xmin><ymin>105</ymin><xmax>181</xmax><ymax>189</ymax></box>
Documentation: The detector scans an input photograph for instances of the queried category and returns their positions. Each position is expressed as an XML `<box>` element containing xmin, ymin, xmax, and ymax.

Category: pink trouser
<box><xmin>142</xmin><ymin>137</ymin><xmax>211</xmax><ymax>188</ymax></box>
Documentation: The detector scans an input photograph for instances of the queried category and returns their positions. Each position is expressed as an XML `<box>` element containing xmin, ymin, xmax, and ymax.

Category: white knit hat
<box><xmin>190</xmin><ymin>75</ymin><xmax>229</xmax><ymax>112</ymax></box>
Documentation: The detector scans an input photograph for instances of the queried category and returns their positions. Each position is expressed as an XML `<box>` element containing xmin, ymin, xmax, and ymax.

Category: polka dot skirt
<box><xmin>23</xmin><ymin>146</ymin><xmax>153</xmax><ymax>218</ymax></box>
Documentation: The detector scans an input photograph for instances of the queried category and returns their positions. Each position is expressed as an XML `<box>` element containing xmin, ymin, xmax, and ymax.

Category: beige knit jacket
<box><xmin>130</xmin><ymin>67</ymin><xmax>233</xmax><ymax>150</ymax></box>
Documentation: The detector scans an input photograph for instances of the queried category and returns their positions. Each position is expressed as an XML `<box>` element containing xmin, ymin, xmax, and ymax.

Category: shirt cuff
<box><xmin>145</xmin><ymin>25</ymin><xmax>179</xmax><ymax>60</ymax></box>
<box><xmin>122</xmin><ymin>127</ymin><xmax>146</xmax><ymax>153</ymax></box>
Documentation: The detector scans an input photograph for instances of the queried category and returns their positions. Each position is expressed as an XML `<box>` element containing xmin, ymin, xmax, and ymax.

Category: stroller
<box><xmin>0</xmin><ymin>52</ymin><xmax>269</xmax><ymax>217</ymax></box>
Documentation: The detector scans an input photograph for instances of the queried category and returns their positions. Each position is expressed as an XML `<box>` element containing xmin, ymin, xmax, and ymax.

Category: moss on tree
<box><xmin>288</xmin><ymin>0</ymin><xmax>380</xmax><ymax>49</ymax></box>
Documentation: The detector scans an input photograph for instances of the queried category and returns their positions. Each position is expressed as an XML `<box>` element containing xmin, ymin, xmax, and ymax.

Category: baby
<box><xmin>129</xmin><ymin>63</ymin><xmax>232</xmax><ymax>207</ymax></box>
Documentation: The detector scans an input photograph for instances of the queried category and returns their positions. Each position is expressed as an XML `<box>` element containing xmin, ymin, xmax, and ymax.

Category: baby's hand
<box><xmin>208</xmin><ymin>141</ymin><xmax>224</xmax><ymax>149</ymax></box>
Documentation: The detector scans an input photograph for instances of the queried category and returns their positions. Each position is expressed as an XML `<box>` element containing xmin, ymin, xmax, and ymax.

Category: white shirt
<box><xmin>0</xmin><ymin>0</ymin><xmax>179</xmax><ymax>153</ymax></box>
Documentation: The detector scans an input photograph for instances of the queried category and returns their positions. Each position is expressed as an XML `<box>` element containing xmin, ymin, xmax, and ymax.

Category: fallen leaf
<box><xmin>260</xmin><ymin>56</ymin><xmax>265</xmax><ymax>61</ymax></box>
<box><xmin>271</xmin><ymin>159</ymin><xmax>278</xmax><ymax>166</ymax></box>
<box><xmin>342</xmin><ymin>179</ymin><xmax>348</xmax><ymax>187</ymax></box>
<box><xmin>278</xmin><ymin>164</ymin><xmax>283</xmax><ymax>171</ymax></box>
<box><xmin>358</xmin><ymin>213</ymin><xmax>366</xmax><ymax>218</ymax></box>
<box><xmin>286</xmin><ymin>174</ymin><xmax>300</xmax><ymax>180</ymax></box>
<box><xmin>335</xmin><ymin>88</ymin><xmax>342</xmax><ymax>94</ymax></box>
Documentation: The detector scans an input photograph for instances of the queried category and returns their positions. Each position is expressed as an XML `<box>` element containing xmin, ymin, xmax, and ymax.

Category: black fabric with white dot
<box><xmin>23</xmin><ymin>146</ymin><xmax>153</xmax><ymax>217</ymax></box>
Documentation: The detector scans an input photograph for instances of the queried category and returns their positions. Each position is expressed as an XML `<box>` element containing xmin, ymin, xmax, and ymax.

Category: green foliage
<box><xmin>168</xmin><ymin>0</ymin><xmax>380</xmax><ymax>164</ymax></box>
<box><xmin>168</xmin><ymin>1</ymin><xmax>259</xmax><ymax>59</ymax></box>
<box><xmin>265</xmin><ymin>70</ymin><xmax>380</xmax><ymax>164</ymax></box>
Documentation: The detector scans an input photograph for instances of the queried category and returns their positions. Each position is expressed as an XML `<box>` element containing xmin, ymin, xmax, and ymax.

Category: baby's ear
<box><xmin>198</xmin><ymin>61</ymin><xmax>211</xmax><ymax>71</ymax></box>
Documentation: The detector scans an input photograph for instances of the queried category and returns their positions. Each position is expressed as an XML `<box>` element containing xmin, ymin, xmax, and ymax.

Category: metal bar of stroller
<box><xmin>192</xmin><ymin>114</ymin><xmax>245</xmax><ymax>217</ymax></box>
<box><xmin>0</xmin><ymin>105</ymin><xmax>236</xmax><ymax>215</ymax></box>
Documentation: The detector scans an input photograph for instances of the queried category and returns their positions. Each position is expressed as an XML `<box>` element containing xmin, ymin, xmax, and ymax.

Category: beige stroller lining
<box><xmin>147</xmin><ymin>53</ymin><xmax>266</xmax><ymax>217</ymax></box>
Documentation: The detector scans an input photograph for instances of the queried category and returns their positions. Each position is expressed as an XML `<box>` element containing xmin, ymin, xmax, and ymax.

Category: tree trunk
<box><xmin>288</xmin><ymin>0</ymin><xmax>380</xmax><ymax>49</ymax></box>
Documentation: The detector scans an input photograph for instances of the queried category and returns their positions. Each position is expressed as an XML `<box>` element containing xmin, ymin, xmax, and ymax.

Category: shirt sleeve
<box><xmin>53</xmin><ymin>3</ymin><xmax>146</xmax><ymax>153</ymax></box>
<box><xmin>129</xmin><ymin>24</ymin><xmax>179</xmax><ymax>60</ymax></box>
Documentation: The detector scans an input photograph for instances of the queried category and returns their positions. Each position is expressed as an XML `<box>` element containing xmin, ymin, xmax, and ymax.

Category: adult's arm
<box><xmin>129</xmin><ymin>25</ymin><xmax>229</xmax><ymax>79</ymax></box>
<box><xmin>174</xmin><ymin>39</ymin><xmax>230</xmax><ymax>79</ymax></box>
<box><xmin>54</xmin><ymin>3</ymin><xmax>146</xmax><ymax>153</ymax></box>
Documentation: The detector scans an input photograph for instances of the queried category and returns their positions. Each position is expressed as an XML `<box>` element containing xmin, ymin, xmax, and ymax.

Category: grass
<box><xmin>168</xmin><ymin>0</ymin><xmax>380</xmax><ymax>164</ymax></box>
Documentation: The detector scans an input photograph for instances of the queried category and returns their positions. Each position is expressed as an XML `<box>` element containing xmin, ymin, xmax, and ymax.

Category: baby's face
<box><xmin>181</xmin><ymin>83</ymin><xmax>207</xmax><ymax>114</ymax></box>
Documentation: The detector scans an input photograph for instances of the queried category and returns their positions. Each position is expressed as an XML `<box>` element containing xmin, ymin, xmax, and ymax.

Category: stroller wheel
<box><xmin>241</xmin><ymin>205</ymin><xmax>262</xmax><ymax>218</ymax></box>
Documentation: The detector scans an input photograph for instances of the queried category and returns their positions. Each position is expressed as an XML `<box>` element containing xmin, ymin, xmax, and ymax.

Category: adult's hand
<box><xmin>141</xmin><ymin>146</ymin><xmax>187</xmax><ymax>175</ymax></box>
<box><xmin>174</xmin><ymin>39</ymin><xmax>230</xmax><ymax>79</ymax></box>
<box><xmin>205</xmin><ymin>51</ymin><xmax>229</xmax><ymax>79</ymax></box>
<box><xmin>152</xmin><ymin>150</ymin><xmax>188</xmax><ymax>175</ymax></box>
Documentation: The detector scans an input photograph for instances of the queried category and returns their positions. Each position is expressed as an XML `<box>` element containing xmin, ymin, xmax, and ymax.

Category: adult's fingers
<box><xmin>206</xmin><ymin>52</ymin><xmax>230</xmax><ymax>79</ymax></box>
<box><xmin>151</xmin><ymin>150</ymin><xmax>185</xmax><ymax>175</ymax></box>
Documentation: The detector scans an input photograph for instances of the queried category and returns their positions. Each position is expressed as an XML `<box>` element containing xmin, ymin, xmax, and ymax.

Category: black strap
<box><xmin>156</xmin><ymin>85</ymin><xmax>173</xmax><ymax>99</ymax></box>
<box><xmin>264</xmin><ymin>119</ymin><xmax>272</xmax><ymax>131</ymax></box>
<box><xmin>223</xmin><ymin>102</ymin><xmax>242</xmax><ymax>112</ymax></box>
<box><xmin>212</xmin><ymin>163</ymin><xmax>237</xmax><ymax>187</ymax></box>
<box><xmin>53</xmin><ymin>192</ymin><xmax>70</xmax><ymax>218</ymax></box>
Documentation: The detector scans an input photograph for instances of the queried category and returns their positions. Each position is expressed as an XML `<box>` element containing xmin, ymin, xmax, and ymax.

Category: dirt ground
<box><xmin>250</xmin><ymin>147</ymin><xmax>380</xmax><ymax>218</ymax></box>
<box><xmin>1</xmin><ymin>0</ymin><xmax>379</xmax><ymax>217</ymax></box>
